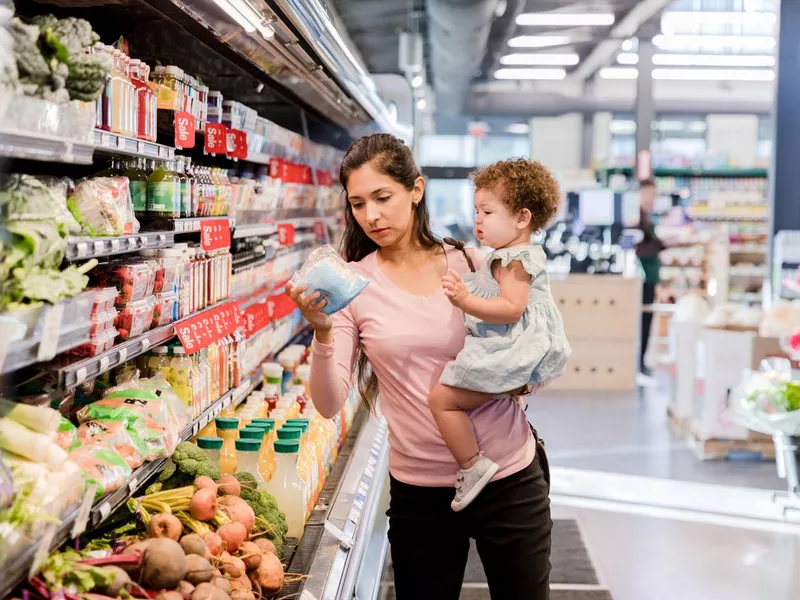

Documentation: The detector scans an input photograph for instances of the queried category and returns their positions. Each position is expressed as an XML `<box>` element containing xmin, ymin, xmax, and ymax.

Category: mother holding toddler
<box><xmin>286</xmin><ymin>133</ymin><xmax>568</xmax><ymax>600</ymax></box>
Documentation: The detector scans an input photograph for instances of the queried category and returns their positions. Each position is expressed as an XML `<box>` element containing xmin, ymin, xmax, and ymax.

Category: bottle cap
<box><xmin>152</xmin><ymin>346</ymin><xmax>169</xmax><ymax>356</ymax></box>
<box><xmin>173</xmin><ymin>346</ymin><xmax>186</xmax><ymax>356</ymax></box>
<box><xmin>197</xmin><ymin>437</ymin><xmax>223</xmax><ymax>450</ymax></box>
<box><xmin>286</xmin><ymin>422</ymin><xmax>308</xmax><ymax>432</ymax></box>
<box><xmin>277</xmin><ymin>427</ymin><xmax>302</xmax><ymax>440</ymax></box>
<box><xmin>236</xmin><ymin>438</ymin><xmax>261</xmax><ymax>451</ymax></box>
<box><xmin>275</xmin><ymin>440</ymin><xmax>300</xmax><ymax>454</ymax></box>
<box><xmin>215</xmin><ymin>417</ymin><xmax>240</xmax><ymax>430</ymax></box>
<box><xmin>239</xmin><ymin>427</ymin><xmax>266</xmax><ymax>439</ymax></box>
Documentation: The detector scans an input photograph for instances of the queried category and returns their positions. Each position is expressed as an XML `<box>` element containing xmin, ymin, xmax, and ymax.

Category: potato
<box><xmin>185</xmin><ymin>554</ymin><xmax>215</xmax><ymax>585</ymax></box>
<box><xmin>140</xmin><ymin>538</ymin><xmax>187</xmax><ymax>590</ymax></box>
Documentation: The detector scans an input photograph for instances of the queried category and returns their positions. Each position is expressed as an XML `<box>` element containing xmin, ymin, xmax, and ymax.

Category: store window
<box><xmin>426</xmin><ymin>179</ymin><xmax>476</xmax><ymax>242</ymax></box>
<box><xmin>608</xmin><ymin>113</ymin><xmax>708</xmax><ymax>166</ymax></box>
<box><xmin>419</xmin><ymin>135</ymin><xmax>476</xmax><ymax>167</ymax></box>
<box><xmin>476</xmin><ymin>135</ymin><xmax>530</xmax><ymax>166</ymax></box>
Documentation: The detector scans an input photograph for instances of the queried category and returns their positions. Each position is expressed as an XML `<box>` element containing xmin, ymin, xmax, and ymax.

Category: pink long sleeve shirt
<box><xmin>309</xmin><ymin>247</ymin><xmax>536</xmax><ymax>488</ymax></box>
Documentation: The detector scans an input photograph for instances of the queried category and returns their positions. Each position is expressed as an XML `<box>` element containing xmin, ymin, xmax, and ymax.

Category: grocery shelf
<box><xmin>93</xmin><ymin>129</ymin><xmax>175</xmax><ymax>160</ymax></box>
<box><xmin>139</xmin><ymin>216</ymin><xmax>235</xmax><ymax>233</ymax></box>
<box><xmin>729</xmin><ymin>244</ymin><xmax>768</xmax><ymax>254</ymax></box>
<box><xmin>65</xmin><ymin>232</ymin><xmax>174</xmax><ymax>261</ymax></box>
<box><xmin>2</xmin><ymin>324</ymin><xmax>92</xmax><ymax>376</ymax></box>
<box><xmin>0</xmin><ymin>129</ymin><xmax>94</xmax><ymax>165</ymax></box>
<box><xmin>233</xmin><ymin>222</ymin><xmax>278</xmax><ymax>239</ymax></box>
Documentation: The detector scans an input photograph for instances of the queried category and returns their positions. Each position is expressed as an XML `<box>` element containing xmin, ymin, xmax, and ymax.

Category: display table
<box><xmin>548</xmin><ymin>274</ymin><xmax>642</xmax><ymax>391</ymax></box>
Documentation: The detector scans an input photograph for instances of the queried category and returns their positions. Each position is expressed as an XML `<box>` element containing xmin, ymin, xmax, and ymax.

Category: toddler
<box><xmin>430</xmin><ymin>158</ymin><xmax>571</xmax><ymax>511</ymax></box>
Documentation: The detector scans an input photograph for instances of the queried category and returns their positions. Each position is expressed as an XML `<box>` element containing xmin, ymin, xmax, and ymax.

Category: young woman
<box><xmin>286</xmin><ymin>134</ymin><xmax>552</xmax><ymax>599</ymax></box>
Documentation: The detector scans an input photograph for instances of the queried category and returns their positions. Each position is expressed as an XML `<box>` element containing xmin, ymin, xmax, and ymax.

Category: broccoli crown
<box><xmin>172</xmin><ymin>442</ymin><xmax>221</xmax><ymax>480</ymax></box>
<box><xmin>232</xmin><ymin>473</ymin><xmax>288</xmax><ymax>541</ymax></box>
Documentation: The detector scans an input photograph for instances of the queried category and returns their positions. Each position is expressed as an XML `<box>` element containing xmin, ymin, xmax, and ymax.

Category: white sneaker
<box><xmin>451</xmin><ymin>454</ymin><xmax>499</xmax><ymax>512</ymax></box>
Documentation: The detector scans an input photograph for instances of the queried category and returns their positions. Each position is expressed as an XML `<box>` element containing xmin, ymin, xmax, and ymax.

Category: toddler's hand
<box><xmin>442</xmin><ymin>268</ymin><xmax>469</xmax><ymax>307</ymax></box>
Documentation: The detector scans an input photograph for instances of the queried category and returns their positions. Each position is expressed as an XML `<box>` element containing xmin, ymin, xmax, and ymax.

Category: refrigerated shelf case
<box><xmin>282</xmin><ymin>407</ymin><xmax>391</xmax><ymax>600</ymax></box>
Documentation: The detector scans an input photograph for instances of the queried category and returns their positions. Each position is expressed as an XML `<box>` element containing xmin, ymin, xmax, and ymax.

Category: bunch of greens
<box><xmin>234</xmin><ymin>472</ymin><xmax>288</xmax><ymax>557</ymax></box>
<box><xmin>9</xmin><ymin>12</ymin><xmax>109</xmax><ymax>103</ymax></box>
<box><xmin>778</xmin><ymin>381</ymin><xmax>800</xmax><ymax>413</ymax></box>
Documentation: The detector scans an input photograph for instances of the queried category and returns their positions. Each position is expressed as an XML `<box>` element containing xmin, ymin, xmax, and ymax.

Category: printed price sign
<box><xmin>204</xmin><ymin>123</ymin><xmax>227</xmax><ymax>155</ymax></box>
<box><xmin>226</xmin><ymin>129</ymin><xmax>248</xmax><ymax>160</ymax></box>
<box><xmin>200</xmin><ymin>219</ymin><xmax>231</xmax><ymax>251</ymax></box>
<box><xmin>177</xmin><ymin>301</ymin><xmax>241</xmax><ymax>354</ymax></box>
<box><xmin>174</xmin><ymin>112</ymin><xmax>196</xmax><ymax>149</ymax></box>
<box><xmin>277</xmin><ymin>222</ymin><xmax>295</xmax><ymax>246</ymax></box>
<box><xmin>242</xmin><ymin>303</ymin><xmax>272</xmax><ymax>338</ymax></box>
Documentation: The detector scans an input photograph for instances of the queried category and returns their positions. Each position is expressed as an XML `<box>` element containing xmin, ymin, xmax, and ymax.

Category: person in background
<box><xmin>635</xmin><ymin>178</ymin><xmax>664</xmax><ymax>378</ymax></box>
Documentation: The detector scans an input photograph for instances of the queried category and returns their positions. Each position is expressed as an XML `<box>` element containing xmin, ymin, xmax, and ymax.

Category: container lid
<box><xmin>235</xmin><ymin>438</ymin><xmax>261</xmax><ymax>451</ymax></box>
<box><xmin>173</xmin><ymin>346</ymin><xmax>186</xmax><ymax>356</ymax></box>
<box><xmin>197</xmin><ymin>437</ymin><xmax>223</xmax><ymax>450</ymax></box>
<box><xmin>239</xmin><ymin>427</ymin><xmax>265</xmax><ymax>439</ymax></box>
<box><xmin>275</xmin><ymin>440</ymin><xmax>300</xmax><ymax>454</ymax></box>
<box><xmin>286</xmin><ymin>418</ymin><xmax>310</xmax><ymax>425</ymax></box>
<box><xmin>291</xmin><ymin>385</ymin><xmax>306</xmax><ymax>395</ymax></box>
<box><xmin>286</xmin><ymin>422</ymin><xmax>308</xmax><ymax>432</ymax></box>
<box><xmin>249</xmin><ymin>421</ymin><xmax>273</xmax><ymax>433</ymax></box>
<box><xmin>277</xmin><ymin>427</ymin><xmax>302</xmax><ymax>440</ymax></box>
<box><xmin>215</xmin><ymin>417</ymin><xmax>240</xmax><ymax>430</ymax></box>
<box><xmin>152</xmin><ymin>346</ymin><xmax>169</xmax><ymax>356</ymax></box>
<box><xmin>295</xmin><ymin>365</ymin><xmax>311</xmax><ymax>378</ymax></box>
<box><xmin>263</xmin><ymin>384</ymin><xmax>279</xmax><ymax>396</ymax></box>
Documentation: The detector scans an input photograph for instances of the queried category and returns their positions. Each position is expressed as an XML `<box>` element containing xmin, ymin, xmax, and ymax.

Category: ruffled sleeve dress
<box><xmin>440</xmin><ymin>244</ymin><xmax>571</xmax><ymax>394</ymax></box>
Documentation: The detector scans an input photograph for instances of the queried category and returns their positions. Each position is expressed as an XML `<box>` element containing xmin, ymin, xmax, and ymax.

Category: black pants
<box><xmin>640</xmin><ymin>282</ymin><xmax>656</xmax><ymax>371</ymax></box>
<box><xmin>387</xmin><ymin>453</ymin><xmax>552</xmax><ymax>600</ymax></box>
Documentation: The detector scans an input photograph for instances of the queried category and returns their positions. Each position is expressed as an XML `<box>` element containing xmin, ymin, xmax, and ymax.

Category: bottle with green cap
<box><xmin>267</xmin><ymin>439</ymin><xmax>307</xmax><ymax>539</ymax></box>
<box><xmin>196</xmin><ymin>436</ymin><xmax>223</xmax><ymax>468</ymax></box>
<box><xmin>240</xmin><ymin>427</ymin><xmax>272</xmax><ymax>481</ymax></box>
<box><xmin>235</xmin><ymin>438</ymin><xmax>267</xmax><ymax>487</ymax></box>
<box><xmin>248</xmin><ymin>420</ymin><xmax>277</xmax><ymax>481</ymax></box>
<box><xmin>276</xmin><ymin>427</ymin><xmax>314</xmax><ymax>517</ymax></box>
<box><xmin>215</xmin><ymin>417</ymin><xmax>240</xmax><ymax>475</ymax></box>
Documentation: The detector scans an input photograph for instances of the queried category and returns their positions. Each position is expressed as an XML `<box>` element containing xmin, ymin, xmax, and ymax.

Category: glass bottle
<box><xmin>147</xmin><ymin>345</ymin><xmax>171</xmax><ymax>379</ymax></box>
<box><xmin>183</xmin><ymin>157</ymin><xmax>197</xmax><ymax>217</ymax></box>
<box><xmin>168</xmin><ymin>346</ymin><xmax>193</xmax><ymax>415</ymax></box>
<box><xmin>125</xmin><ymin>157</ymin><xmax>149</xmax><ymax>217</ymax></box>
<box><xmin>176</xmin><ymin>157</ymin><xmax>191</xmax><ymax>218</ymax></box>
<box><xmin>147</xmin><ymin>161</ymin><xmax>180</xmax><ymax>217</ymax></box>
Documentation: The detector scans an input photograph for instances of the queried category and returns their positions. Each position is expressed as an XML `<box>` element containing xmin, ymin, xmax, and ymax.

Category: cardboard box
<box><xmin>693</xmin><ymin>328</ymin><xmax>786</xmax><ymax>440</ymax></box>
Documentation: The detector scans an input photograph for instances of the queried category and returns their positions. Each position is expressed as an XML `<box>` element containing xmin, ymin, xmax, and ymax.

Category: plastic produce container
<box><xmin>115</xmin><ymin>297</ymin><xmax>156</xmax><ymax>340</ymax></box>
<box><xmin>90</xmin><ymin>308</ymin><xmax>118</xmax><ymax>336</ymax></box>
<box><xmin>152</xmin><ymin>292</ymin><xmax>178</xmax><ymax>327</ymax></box>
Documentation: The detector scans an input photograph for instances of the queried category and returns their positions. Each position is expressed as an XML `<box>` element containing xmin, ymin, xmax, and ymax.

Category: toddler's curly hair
<box><xmin>470</xmin><ymin>158</ymin><xmax>561</xmax><ymax>231</ymax></box>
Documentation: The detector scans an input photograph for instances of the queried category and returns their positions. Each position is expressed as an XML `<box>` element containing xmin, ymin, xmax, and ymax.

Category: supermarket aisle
<box><xmin>527</xmin><ymin>386</ymin><xmax>783</xmax><ymax>490</ymax></box>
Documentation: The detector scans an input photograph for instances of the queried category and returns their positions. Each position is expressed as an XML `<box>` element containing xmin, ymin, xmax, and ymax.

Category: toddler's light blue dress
<box><xmin>440</xmin><ymin>245</ymin><xmax>571</xmax><ymax>393</ymax></box>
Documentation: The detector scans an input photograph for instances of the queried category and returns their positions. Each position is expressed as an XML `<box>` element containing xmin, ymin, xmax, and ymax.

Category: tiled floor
<box><xmin>527</xmin><ymin>385</ymin><xmax>784</xmax><ymax>490</ymax></box>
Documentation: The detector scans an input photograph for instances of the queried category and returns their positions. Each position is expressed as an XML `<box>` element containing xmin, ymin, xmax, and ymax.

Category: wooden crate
<box><xmin>548</xmin><ymin>338</ymin><xmax>637</xmax><ymax>391</ymax></box>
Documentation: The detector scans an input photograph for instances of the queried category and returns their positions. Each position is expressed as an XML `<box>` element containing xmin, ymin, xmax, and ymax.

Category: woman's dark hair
<box><xmin>338</xmin><ymin>133</ymin><xmax>440</xmax><ymax>411</ymax></box>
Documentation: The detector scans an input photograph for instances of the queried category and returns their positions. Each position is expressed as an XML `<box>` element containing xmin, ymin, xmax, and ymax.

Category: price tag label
<box><xmin>141</xmin><ymin>236</ymin><xmax>148</xmax><ymax>246</ymax></box>
<box><xmin>100</xmin><ymin>356</ymin><xmax>110</xmax><ymax>371</ymax></box>
<box><xmin>71</xmin><ymin>484</ymin><xmax>98</xmax><ymax>538</ymax></box>
<box><xmin>111</xmin><ymin>238</ymin><xmax>120</xmax><ymax>252</ymax></box>
<box><xmin>159</xmin><ymin>145</ymin><xmax>168</xmax><ymax>158</ymax></box>
<box><xmin>137</xmin><ymin>140</ymin><xmax>144</xmax><ymax>153</ymax></box>
<box><xmin>200</xmin><ymin>219</ymin><xmax>231</xmax><ymax>251</ymax></box>
<box><xmin>102</xmin><ymin>133</ymin><xmax>111</xmax><ymax>147</ymax></box>
<box><xmin>99</xmin><ymin>502</ymin><xmax>111</xmax><ymax>519</ymax></box>
<box><xmin>76</xmin><ymin>366</ymin><xmax>88</xmax><ymax>384</ymax></box>
<box><xmin>119</xmin><ymin>348</ymin><xmax>128</xmax><ymax>362</ymax></box>
<box><xmin>174</xmin><ymin>112</ymin><xmax>196</xmax><ymax>149</ymax></box>
<box><xmin>205</xmin><ymin>123</ymin><xmax>227</xmax><ymax>155</ymax></box>
<box><xmin>77</xmin><ymin>241</ymin><xmax>89</xmax><ymax>258</ymax></box>
<box><xmin>94</xmin><ymin>240</ymin><xmax>104</xmax><ymax>254</ymax></box>
<box><xmin>192</xmin><ymin>421</ymin><xmax>201</xmax><ymax>435</ymax></box>
<box><xmin>141</xmin><ymin>338</ymin><xmax>151</xmax><ymax>350</ymax></box>
<box><xmin>277</xmin><ymin>223</ymin><xmax>295</xmax><ymax>246</ymax></box>
<box><xmin>38</xmin><ymin>303</ymin><xmax>65</xmax><ymax>361</ymax></box>
<box><xmin>128</xmin><ymin>477</ymin><xmax>140</xmax><ymax>492</ymax></box>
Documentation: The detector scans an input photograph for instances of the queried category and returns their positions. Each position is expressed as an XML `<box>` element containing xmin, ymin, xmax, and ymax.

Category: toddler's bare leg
<box><xmin>429</xmin><ymin>383</ymin><xmax>495</xmax><ymax>469</ymax></box>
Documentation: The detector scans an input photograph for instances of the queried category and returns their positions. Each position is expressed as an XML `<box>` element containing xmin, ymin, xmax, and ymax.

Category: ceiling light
<box><xmin>508</xmin><ymin>35</ymin><xmax>571</xmax><ymax>48</ymax></box>
<box><xmin>505</xmin><ymin>123</ymin><xmax>530</xmax><ymax>134</ymax></box>
<box><xmin>653</xmin><ymin>34</ymin><xmax>776</xmax><ymax>52</ymax></box>
<box><xmin>213</xmin><ymin>0</ymin><xmax>256</xmax><ymax>32</ymax></box>
<box><xmin>616</xmin><ymin>53</ymin><xmax>775</xmax><ymax>67</ymax></box>
<box><xmin>500</xmin><ymin>53</ymin><xmax>579</xmax><ymax>66</ymax></box>
<box><xmin>621</xmin><ymin>39</ymin><xmax>634</xmax><ymax>52</ymax></box>
<box><xmin>494</xmin><ymin>67</ymin><xmax>567</xmax><ymax>80</ymax></box>
<box><xmin>599</xmin><ymin>67</ymin><xmax>638</xmax><ymax>79</ymax></box>
<box><xmin>416</xmin><ymin>98</ymin><xmax>427</xmax><ymax>110</ymax></box>
<box><xmin>661</xmin><ymin>11</ymin><xmax>776</xmax><ymax>34</ymax></box>
<box><xmin>213</xmin><ymin>0</ymin><xmax>274</xmax><ymax>39</ymax></box>
<box><xmin>411</xmin><ymin>75</ymin><xmax>424</xmax><ymax>88</ymax></box>
<box><xmin>609</xmin><ymin>119</ymin><xmax>636</xmax><ymax>134</ymax></box>
<box><xmin>653</xmin><ymin>68</ymin><xmax>775</xmax><ymax>81</ymax></box>
<box><xmin>516</xmin><ymin>12</ymin><xmax>615</xmax><ymax>27</ymax></box>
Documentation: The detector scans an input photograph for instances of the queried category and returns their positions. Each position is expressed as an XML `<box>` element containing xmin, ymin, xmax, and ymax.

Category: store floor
<box><xmin>527</xmin><ymin>383</ymin><xmax>784</xmax><ymax>490</ymax></box>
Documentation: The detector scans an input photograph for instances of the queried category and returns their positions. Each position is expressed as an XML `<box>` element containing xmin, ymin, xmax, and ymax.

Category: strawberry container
<box><xmin>115</xmin><ymin>297</ymin><xmax>156</xmax><ymax>340</ymax></box>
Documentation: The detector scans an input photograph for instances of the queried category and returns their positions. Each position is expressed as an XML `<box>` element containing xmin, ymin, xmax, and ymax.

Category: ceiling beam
<box><xmin>571</xmin><ymin>0</ymin><xmax>672</xmax><ymax>80</ymax></box>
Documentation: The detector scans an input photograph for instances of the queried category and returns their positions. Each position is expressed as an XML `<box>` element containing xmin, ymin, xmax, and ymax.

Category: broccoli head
<box><xmin>158</xmin><ymin>442</ymin><xmax>221</xmax><ymax>490</ymax></box>
<box><xmin>233</xmin><ymin>473</ymin><xmax>289</xmax><ymax>552</ymax></box>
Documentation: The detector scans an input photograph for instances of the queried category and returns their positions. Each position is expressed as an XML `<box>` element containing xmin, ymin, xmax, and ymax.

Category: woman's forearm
<box><xmin>309</xmin><ymin>312</ymin><xmax>359</xmax><ymax>419</ymax></box>
<box><xmin>459</xmin><ymin>293</ymin><xmax>525</xmax><ymax>325</ymax></box>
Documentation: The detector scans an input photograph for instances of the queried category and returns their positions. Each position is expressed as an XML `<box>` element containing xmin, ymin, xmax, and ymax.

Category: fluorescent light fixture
<box><xmin>661</xmin><ymin>11</ymin><xmax>776</xmax><ymax>34</ymax></box>
<box><xmin>601</xmin><ymin>66</ymin><xmax>776</xmax><ymax>81</ymax></box>
<box><xmin>416</xmin><ymin>98</ymin><xmax>427</xmax><ymax>110</ymax></box>
<box><xmin>653</xmin><ymin>68</ymin><xmax>775</xmax><ymax>81</ymax></box>
<box><xmin>609</xmin><ymin>119</ymin><xmax>636</xmax><ymax>134</ymax></box>
<box><xmin>411</xmin><ymin>75</ymin><xmax>424</xmax><ymax>88</ymax></box>
<box><xmin>500</xmin><ymin>53</ymin><xmax>579</xmax><ymax>66</ymax></box>
<box><xmin>494</xmin><ymin>67</ymin><xmax>567</xmax><ymax>80</ymax></box>
<box><xmin>621</xmin><ymin>39</ymin><xmax>634</xmax><ymax>52</ymax></box>
<box><xmin>213</xmin><ymin>0</ymin><xmax>256</xmax><ymax>32</ymax></box>
<box><xmin>599</xmin><ymin>67</ymin><xmax>638</xmax><ymax>79</ymax></box>
<box><xmin>516</xmin><ymin>12</ymin><xmax>615</xmax><ymax>27</ymax></box>
<box><xmin>653</xmin><ymin>34</ymin><xmax>776</xmax><ymax>52</ymax></box>
<box><xmin>616</xmin><ymin>53</ymin><xmax>775</xmax><ymax>67</ymax></box>
<box><xmin>505</xmin><ymin>123</ymin><xmax>530</xmax><ymax>135</ymax></box>
<box><xmin>213</xmin><ymin>0</ymin><xmax>274</xmax><ymax>38</ymax></box>
<box><xmin>508</xmin><ymin>35</ymin><xmax>571</xmax><ymax>48</ymax></box>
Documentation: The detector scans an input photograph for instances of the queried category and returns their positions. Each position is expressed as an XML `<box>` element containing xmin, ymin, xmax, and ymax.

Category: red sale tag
<box><xmin>174</xmin><ymin>112</ymin><xmax>196</xmax><ymax>149</ymax></box>
<box><xmin>226</xmin><ymin>129</ymin><xmax>248</xmax><ymax>160</ymax></box>
<box><xmin>177</xmin><ymin>301</ymin><xmax>241</xmax><ymax>354</ymax></box>
<box><xmin>204</xmin><ymin>123</ymin><xmax>227</xmax><ymax>155</ymax></box>
<box><xmin>200</xmin><ymin>219</ymin><xmax>231</xmax><ymax>251</ymax></box>
<box><xmin>277</xmin><ymin>223</ymin><xmax>295</xmax><ymax>246</ymax></box>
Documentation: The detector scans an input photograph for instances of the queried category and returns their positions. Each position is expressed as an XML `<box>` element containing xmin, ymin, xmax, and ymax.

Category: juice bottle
<box><xmin>239</xmin><ymin>427</ymin><xmax>272</xmax><ymax>481</ymax></box>
<box><xmin>184</xmin><ymin>157</ymin><xmax>197</xmax><ymax>217</ymax></box>
<box><xmin>197</xmin><ymin>418</ymin><xmax>217</xmax><ymax>438</ymax></box>
<box><xmin>294</xmin><ymin>365</ymin><xmax>311</xmax><ymax>397</ymax></box>
<box><xmin>197</xmin><ymin>437</ymin><xmax>223</xmax><ymax>468</ymax></box>
<box><xmin>284</xmin><ymin>423</ymin><xmax>317</xmax><ymax>515</ymax></box>
<box><xmin>235</xmin><ymin>439</ymin><xmax>267</xmax><ymax>487</ymax></box>
<box><xmin>291</xmin><ymin>385</ymin><xmax>309</xmax><ymax>414</ymax></box>
<box><xmin>215</xmin><ymin>417</ymin><xmax>239</xmax><ymax>475</ymax></box>
<box><xmin>147</xmin><ymin>345</ymin><xmax>171</xmax><ymax>378</ymax></box>
<box><xmin>176</xmin><ymin>157</ymin><xmax>192</xmax><ymax>218</ymax></box>
<box><xmin>125</xmin><ymin>157</ymin><xmax>149</xmax><ymax>217</ymax></box>
<box><xmin>267</xmin><ymin>440</ymin><xmax>306</xmax><ymax>539</ymax></box>
<box><xmin>97</xmin><ymin>157</ymin><xmax>122</xmax><ymax>177</ymax></box>
<box><xmin>277</xmin><ymin>428</ymin><xmax>312</xmax><ymax>515</ymax></box>
<box><xmin>188</xmin><ymin>158</ymin><xmax>201</xmax><ymax>218</ymax></box>
<box><xmin>148</xmin><ymin>161</ymin><xmax>180</xmax><ymax>217</ymax></box>
<box><xmin>263</xmin><ymin>363</ymin><xmax>283</xmax><ymax>388</ymax></box>
<box><xmin>168</xmin><ymin>346</ymin><xmax>193</xmax><ymax>415</ymax></box>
